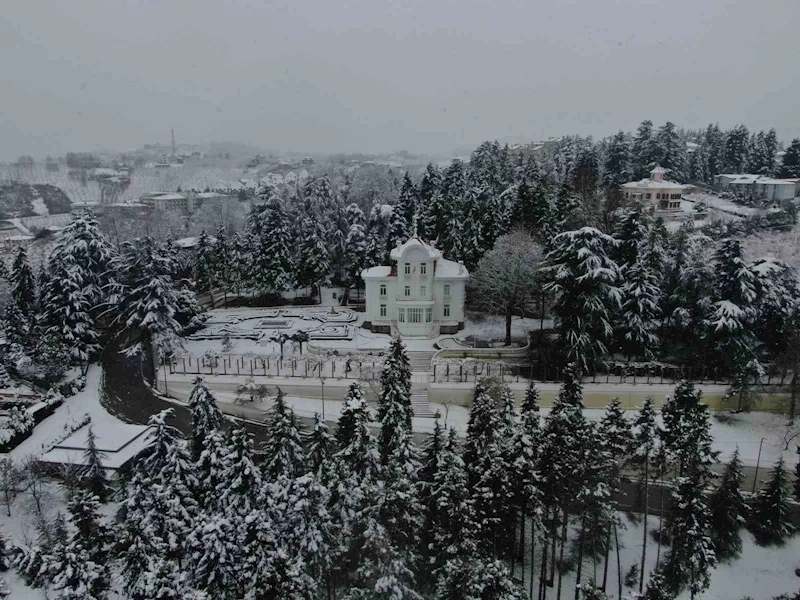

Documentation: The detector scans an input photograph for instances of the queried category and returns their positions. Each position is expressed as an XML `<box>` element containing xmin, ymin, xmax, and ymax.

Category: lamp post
<box><xmin>752</xmin><ymin>437</ymin><xmax>766</xmax><ymax>493</ymax></box>
<box><xmin>320</xmin><ymin>376</ymin><xmax>326</xmax><ymax>420</ymax></box>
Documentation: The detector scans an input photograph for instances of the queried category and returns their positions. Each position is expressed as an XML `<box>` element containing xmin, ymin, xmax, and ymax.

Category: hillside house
<box><xmin>621</xmin><ymin>166</ymin><xmax>685</xmax><ymax>212</ymax></box>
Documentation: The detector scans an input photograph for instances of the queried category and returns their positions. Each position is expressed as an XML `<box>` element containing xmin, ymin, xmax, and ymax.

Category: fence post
<box><xmin>446</xmin><ymin>364</ymin><xmax>450</xmax><ymax>382</ymax></box>
<box><xmin>460</xmin><ymin>365</ymin><xmax>463</xmax><ymax>382</ymax></box>
<box><xmin>250</xmin><ymin>360</ymin><xmax>253</xmax><ymax>376</ymax></box>
<box><xmin>223</xmin><ymin>360</ymin><xmax>226</xmax><ymax>375</ymax></box>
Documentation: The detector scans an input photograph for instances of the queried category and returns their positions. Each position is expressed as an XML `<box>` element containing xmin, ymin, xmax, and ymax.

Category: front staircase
<box><xmin>407</xmin><ymin>350</ymin><xmax>438</xmax><ymax>418</ymax></box>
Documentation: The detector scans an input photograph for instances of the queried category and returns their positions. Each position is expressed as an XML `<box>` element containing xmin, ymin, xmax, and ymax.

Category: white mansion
<box><xmin>621</xmin><ymin>166</ymin><xmax>685</xmax><ymax>212</ymax></box>
<box><xmin>362</xmin><ymin>236</ymin><xmax>468</xmax><ymax>338</ymax></box>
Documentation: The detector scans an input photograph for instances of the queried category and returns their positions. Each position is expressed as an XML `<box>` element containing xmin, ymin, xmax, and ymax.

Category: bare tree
<box><xmin>467</xmin><ymin>229</ymin><xmax>543</xmax><ymax>345</ymax></box>
<box><xmin>0</xmin><ymin>458</ymin><xmax>23</xmax><ymax>517</ymax></box>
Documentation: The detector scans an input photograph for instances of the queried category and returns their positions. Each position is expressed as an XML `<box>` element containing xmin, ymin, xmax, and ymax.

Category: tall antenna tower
<box><xmin>171</xmin><ymin>128</ymin><xmax>176</xmax><ymax>156</ymax></box>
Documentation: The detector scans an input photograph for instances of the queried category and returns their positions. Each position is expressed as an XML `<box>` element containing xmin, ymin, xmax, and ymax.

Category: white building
<box><xmin>621</xmin><ymin>166</ymin><xmax>685</xmax><ymax>212</ymax></box>
<box><xmin>362</xmin><ymin>236</ymin><xmax>468</xmax><ymax>338</ymax></box>
<box><xmin>714</xmin><ymin>174</ymin><xmax>798</xmax><ymax>203</ymax></box>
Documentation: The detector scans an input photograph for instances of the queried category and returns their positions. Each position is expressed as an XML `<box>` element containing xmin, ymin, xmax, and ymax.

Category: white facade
<box><xmin>714</xmin><ymin>174</ymin><xmax>798</xmax><ymax>203</ymax></box>
<box><xmin>362</xmin><ymin>237</ymin><xmax>468</xmax><ymax>338</ymax></box>
<box><xmin>621</xmin><ymin>166</ymin><xmax>685</xmax><ymax>212</ymax></box>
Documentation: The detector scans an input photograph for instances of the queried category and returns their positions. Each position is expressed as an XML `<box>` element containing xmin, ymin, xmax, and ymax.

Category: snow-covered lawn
<box><xmin>684</xmin><ymin>192</ymin><xmax>761</xmax><ymax>217</ymax></box>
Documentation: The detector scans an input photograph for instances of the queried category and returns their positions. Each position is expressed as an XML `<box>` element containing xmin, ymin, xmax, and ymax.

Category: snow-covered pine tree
<box><xmin>364</xmin><ymin>202</ymin><xmax>391</xmax><ymax>268</ymax></box>
<box><xmin>261</xmin><ymin>389</ymin><xmax>306</xmax><ymax>481</ymax></box>
<box><xmin>708</xmin><ymin>448</ymin><xmax>748</xmax><ymax>561</ymax></box>
<box><xmin>377</xmin><ymin>337</ymin><xmax>413</xmax><ymax>463</ymax></box>
<box><xmin>749</xmin><ymin>456</ymin><xmax>795</xmax><ymax>546</ymax></box>
<box><xmin>112</xmin><ymin>236</ymin><xmax>185</xmax><ymax>359</ymax></box>
<box><xmin>540</xmin><ymin>227</ymin><xmax>622</xmax><ymax>371</ymax></box>
<box><xmin>230</xmin><ymin>231</ymin><xmax>250</xmax><ymax>298</ymax></box>
<box><xmin>614</xmin><ymin>202</ymin><xmax>651</xmax><ymax>271</ymax></box>
<box><xmin>213</xmin><ymin>225</ymin><xmax>231</xmax><ymax>303</ymax></box>
<box><xmin>248</xmin><ymin>193</ymin><xmax>295</xmax><ymax>296</ymax></box>
<box><xmin>80</xmin><ymin>425</ymin><xmax>110</xmax><ymax>502</ymax></box>
<box><xmin>724</xmin><ymin>124</ymin><xmax>750</xmax><ymax>173</ymax></box>
<box><xmin>0</xmin><ymin>364</ymin><xmax>10</xmax><ymax>389</ymax></box>
<box><xmin>49</xmin><ymin>490</ymin><xmax>111</xmax><ymax>599</ymax></box>
<box><xmin>278</xmin><ymin>471</ymin><xmax>332</xmax><ymax>588</ymax></box>
<box><xmin>334</xmin><ymin>382</ymin><xmax>380</xmax><ymax>480</ymax></box>
<box><xmin>662</xmin><ymin>472</ymin><xmax>716</xmax><ymax>598</ymax></box>
<box><xmin>619</xmin><ymin>248</ymin><xmax>662</xmax><ymax>361</ymax></box>
<box><xmin>655</xmin><ymin>122</ymin><xmax>689</xmax><ymax>183</ymax></box>
<box><xmin>632</xmin><ymin>120</ymin><xmax>661</xmax><ymax>179</ymax></box>
<box><xmin>795</xmin><ymin>448</ymin><xmax>800</xmax><ymax>502</ymax></box>
<box><xmin>217</xmin><ymin>423</ymin><xmax>262</xmax><ymax>517</ymax></box>
<box><xmin>307</xmin><ymin>412</ymin><xmax>334</xmax><ymax>477</ymax></box>
<box><xmin>777</xmin><ymin>138</ymin><xmax>800</xmax><ymax>178</ymax></box>
<box><xmin>194</xmin><ymin>230</ymin><xmax>216</xmax><ymax>300</ymax></box>
<box><xmin>295</xmin><ymin>216</ymin><xmax>330</xmax><ymax>299</ymax></box>
<box><xmin>418</xmin><ymin>411</ymin><xmax>444</xmax><ymax>570</ymax></box>
<box><xmin>631</xmin><ymin>396</ymin><xmax>660</xmax><ymax>594</ymax></box>
<box><xmin>378</xmin><ymin>427</ymin><xmax>424</xmax><ymax>568</ymax></box>
<box><xmin>342</xmin><ymin>222</ymin><xmax>367</xmax><ymax>289</ymax></box>
<box><xmin>535</xmin><ymin>364</ymin><xmax>593</xmax><ymax>598</ymax></box>
<box><xmin>9</xmin><ymin>245</ymin><xmax>36</xmax><ymax>327</ymax></box>
<box><xmin>187</xmin><ymin>377</ymin><xmax>224</xmax><ymax>461</ymax></box>
<box><xmin>429</xmin><ymin>428</ymin><xmax>477</xmax><ymax>572</ymax></box>
<box><xmin>186</xmin><ymin>513</ymin><xmax>240</xmax><ymax>599</ymax></box>
<box><xmin>660</xmin><ymin>381</ymin><xmax>717</xmax><ymax>478</ymax></box>
<box><xmin>603</xmin><ymin>130</ymin><xmax>632</xmax><ymax>189</ymax></box>
<box><xmin>196</xmin><ymin>428</ymin><xmax>229</xmax><ymax>508</ymax></box>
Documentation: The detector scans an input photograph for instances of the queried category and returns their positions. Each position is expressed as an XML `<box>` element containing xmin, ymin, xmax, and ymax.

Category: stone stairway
<box><xmin>407</xmin><ymin>350</ymin><xmax>438</xmax><ymax>418</ymax></box>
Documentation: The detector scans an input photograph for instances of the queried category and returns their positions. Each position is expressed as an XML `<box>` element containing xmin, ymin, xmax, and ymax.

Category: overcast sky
<box><xmin>1</xmin><ymin>0</ymin><xmax>798</xmax><ymax>161</ymax></box>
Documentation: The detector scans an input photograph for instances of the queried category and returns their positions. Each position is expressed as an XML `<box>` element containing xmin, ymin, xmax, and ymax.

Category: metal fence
<box><xmin>168</xmin><ymin>354</ymin><xmax>383</xmax><ymax>381</ymax></box>
<box><xmin>430</xmin><ymin>361</ymin><xmax>790</xmax><ymax>387</ymax></box>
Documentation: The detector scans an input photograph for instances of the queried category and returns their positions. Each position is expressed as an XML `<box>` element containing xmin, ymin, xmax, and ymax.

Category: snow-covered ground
<box><xmin>684</xmin><ymin>192</ymin><xmax>761</xmax><ymax>217</ymax></box>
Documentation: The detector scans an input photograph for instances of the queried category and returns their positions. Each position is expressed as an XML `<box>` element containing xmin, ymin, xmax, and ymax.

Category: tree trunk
<box><xmin>601</xmin><ymin>526</ymin><xmax>611</xmax><ymax>591</ymax></box>
<box><xmin>790</xmin><ymin>370</ymin><xmax>797</xmax><ymax>424</ymax></box>
<box><xmin>656</xmin><ymin>483</ymin><xmax>665</xmax><ymax>566</ymax></box>
<box><xmin>574</xmin><ymin>515</ymin><xmax>586</xmax><ymax>600</ymax></box>
<box><xmin>520</xmin><ymin>505</ymin><xmax>526</xmax><ymax>589</ymax></box>
<box><xmin>505</xmin><ymin>309</ymin><xmax>513</xmax><ymax>346</ymax></box>
<box><xmin>556</xmin><ymin>508</ymin><xmax>569</xmax><ymax>600</ymax></box>
<box><xmin>530</xmin><ymin>525</ymin><xmax>536</xmax><ymax>600</ymax></box>
<box><xmin>539</xmin><ymin>531</ymin><xmax>549</xmax><ymax>600</ymax></box>
<box><xmin>639</xmin><ymin>457</ymin><xmax>649</xmax><ymax>594</ymax></box>
<box><xmin>549</xmin><ymin>519</ymin><xmax>557</xmax><ymax>586</ymax></box>
<box><xmin>615</xmin><ymin>522</ymin><xmax>623</xmax><ymax>600</ymax></box>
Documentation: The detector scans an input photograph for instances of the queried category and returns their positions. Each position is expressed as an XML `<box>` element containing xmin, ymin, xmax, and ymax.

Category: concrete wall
<box><xmin>428</xmin><ymin>381</ymin><xmax>792</xmax><ymax>412</ymax></box>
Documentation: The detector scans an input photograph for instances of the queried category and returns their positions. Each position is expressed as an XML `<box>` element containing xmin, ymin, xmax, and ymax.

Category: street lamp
<box><xmin>320</xmin><ymin>376</ymin><xmax>326</xmax><ymax>420</ymax></box>
<box><xmin>752</xmin><ymin>437</ymin><xmax>766</xmax><ymax>493</ymax></box>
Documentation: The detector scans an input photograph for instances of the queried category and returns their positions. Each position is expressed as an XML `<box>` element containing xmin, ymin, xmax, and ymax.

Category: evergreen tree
<box><xmin>661</xmin><ymin>381</ymin><xmax>717</xmax><ymax>478</ymax></box>
<box><xmin>631</xmin><ymin>396</ymin><xmax>660</xmax><ymax>594</ymax></box>
<box><xmin>112</xmin><ymin>236</ymin><xmax>185</xmax><ymax>358</ymax></box>
<box><xmin>307</xmin><ymin>413</ymin><xmax>334</xmax><ymax>477</ymax></box>
<box><xmin>9</xmin><ymin>245</ymin><xmax>36</xmax><ymax>327</ymax></box>
<box><xmin>619</xmin><ymin>250</ymin><xmax>662</xmax><ymax>360</ymax></box>
<box><xmin>419</xmin><ymin>412</ymin><xmax>444</xmax><ymax>569</ymax></box>
<box><xmin>261</xmin><ymin>389</ymin><xmax>306</xmax><ymax>481</ymax></box>
<box><xmin>187</xmin><ymin>514</ymin><xmax>240</xmax><ymax>599</ymax></box>
<box><xmin>295</xmin><ymin>216</ymin><xmax>330</xmax><ymax>298</ymax></box>
<box><xmin>614</xmin><ymin>201</ymin><xmax>651</xmax><ymax>270</ymax></box>
<box><xmin>541</xmin><ymin>228</ymin><xmax>622</xmax><ymax>371</ymax></box>
<box><xmin>655</xmin><ymin>121</ymin><xmax>689</xmax><ymax>182</ymax></box>
<box><xmin>80</xmin><ymin>425</ymin><xmax>110</xmax><ymax>502</ymax></box>
<box><xmin>777</xmin><ymin>138</ymin><xmax>800</xmax><ymax>178</ymax></box>
<box><xmin>334</xmin><ymin>382</ymin><xmax>380</xmax><ymax>480</ymax></box>
<box><xmin>724</xmin><ymin>124</ymin><xmax>750</xmax><ymax>173</ymax></box>
<box><xmin>429</xmin><ymin>428</ymin><xmax>477</xmax><ymax>572</ymax></box>
<box><xmin>795</xmin><ymin>447</ymin><xmax>800</xmax><ymax>502</ymax></box>
<box><xmin>663</xmin><ymin>473</ymin><xmax>716</xmax><ymax>598</ymax></box>
<box><xmin>365</xmin><ymin>202</ymin><xmax>392</xmax><ymax>268</ymax></box>
<box><xmin>194</xmin><ymin>230</ymin><xmax>216</xmax><ymax>298</ymax></box>
<box><xmin>417</xmin><ymin>164</ymin><xmax>443</xmax><ymax>240</ymax></box>
<box><xmin>196</xmin><ymin>428</ymin><xmax>229</xmax><ymax>509</ymax></box>
<box><xmin>248</xmin><ymin>194</ymin><xmax>295</xmax><ymax>295</ymax></box>
<box><xmin>377</xmin><ymin>337</ymin><xmax>413</xmax><ymax>463</ymax></box>
<box><xmin>603</xmin><ymin>130</ymin><xmax>632</xmax><ymax>189</ymax></box>
<box><xmin>187</xmin><ymin>377</ymin><xmax>224</xmax><ymax>462</ymax></box>
<box><xmin>708</xmin><ymin>448</ymin><xmax>748</xmax><ymax>561</ymax></box>
<box><xmin>397</xmin><ymin>172</ymin><xmax>418</xmax><ymax>227</ymax></box>
<box><xmin>218</xmin><ymin>424</ymin><xmax>263</xmax><ymax>517</ymax></box>
<box><xmin>50</xmin><ymin>490</ymin><xmax>111</xmax><ymax>599</ymax></box>
<box><xmin>342</xmin><ymin>222</ymin><xmax>367</xmax><ymax>289</ymax></box>
<box><xmin>749</xmin><ymin>457</ymin><xmax>795</xmax><ymax>546</ymax></box>
<box><xmin>632</xmin><ymin>120</ymin><xmax>660</xmax><ymax>179</ymax></box>
<box><xmin>212</xmin><ymin>225</ymin><xmax>231</xmax><ymax>301</ymax></box>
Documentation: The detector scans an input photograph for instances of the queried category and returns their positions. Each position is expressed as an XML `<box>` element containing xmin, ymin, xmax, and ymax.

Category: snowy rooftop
<box><xmin>173</xmin><ymin>236</ymin><xmax>216</xmax><ymax>249</ymax></box>
<box><xmin>435</xmin><ymin>258</ymin><xmax>469</xmax><ymax>279</ymax></box>
<box><xmin>389</xmin><ymin>236</ymin><xmax>442</xmax><ymax>260</ymax></box>
<box><xmin>362</xmin><ymin>265</ymin><xmax>392</xmax><ymax>278</ymax></box>
<box><xmin>622</xmin><ymin>178</ymin><xmax>684</xmax><ymax>190</ymax></box>
<box><xmin>39</xmin><ymin>422</ymin><xmax>153</xmax><ymax>471</ymax></box>
<box><xmin>153</xmin><ymin>193</ymin><xmax>188</xmax><ymax>201</ymax></box>
<box><xmin>196</xmin><ymin>192</ymin><xmax>230</xmax><ymax>199</ymax></box>
<box><xmin>728</xmin><ymin>176</ymin><xmax>796</xmax><ymax>186</ymax></box>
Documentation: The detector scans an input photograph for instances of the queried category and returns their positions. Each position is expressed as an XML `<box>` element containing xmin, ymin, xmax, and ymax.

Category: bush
<box><xmin>624</xmin><ymin>564</ymin><xmax>639</xmax><ymax>588</ymax></box>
